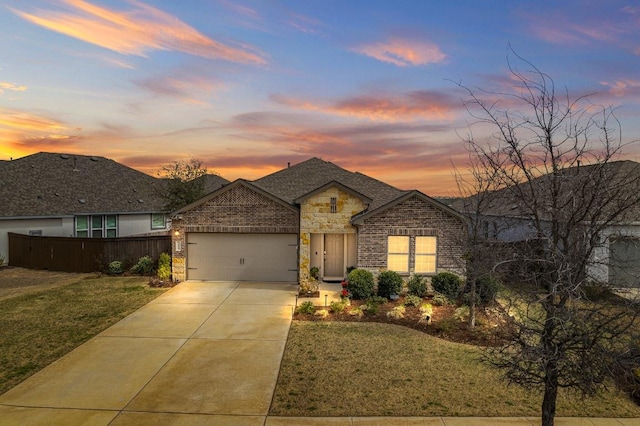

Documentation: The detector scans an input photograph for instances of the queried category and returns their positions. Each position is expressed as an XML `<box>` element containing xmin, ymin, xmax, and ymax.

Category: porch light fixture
<box><xmin>174</xmin><ymin>230</ymin><xmax>180</xmax><ymax>236</ymax></box>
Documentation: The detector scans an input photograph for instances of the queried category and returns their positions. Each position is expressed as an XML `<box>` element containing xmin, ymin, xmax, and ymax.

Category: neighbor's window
<box><xmin>76</xmin><ymin>216</ymin><xmax>89</xmax><ymax>237</ymax></box>
<box><xmin>387</xmin><ymin>236</ymin><xmax>409</xmax><ymax>273</ymax></box>
<box><xmin>330</xmin><ymin>197</ymin><xmax>337</xmax><ymax>213</ymax></box>
<box><xmin>415</xmin><ymin>236</ymin><xmax>437</xmax><ymax>274</ymax></box>
<box><xmin>75</xmin><ymin>215</ymin><xmax>118</xmax><ymax>237</ymax></box>
<box><xmin>151</xmin><ymin>213</ymin><xmax>166</xmax><ymax>229</ymax></box>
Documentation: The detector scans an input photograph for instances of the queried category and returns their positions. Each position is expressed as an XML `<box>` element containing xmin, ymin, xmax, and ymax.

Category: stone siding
<box><xmin>357</xmin><ymin>196</ymin><xmax>466</xmax><ymax>277</ymax></box>
<box><xmin>171</xmin><ymin>184</ymin><xmax>299</xmax><ymax>282</ymax></box>
<box><xmin>299</xmin><ymin>187</ymin><xmax>365</xmax><ymax>280</ymax></box>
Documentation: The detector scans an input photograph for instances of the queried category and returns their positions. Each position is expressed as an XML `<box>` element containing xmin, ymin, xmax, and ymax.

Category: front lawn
<box><xmin>0</xmin><ymin>275</ymin><xmax>167</xmax><ymax>395</ymax></box>
<box><xmin>270</xmin><ymin>321</ymin><xmax>640</xmax><ymax>417</ymax></box>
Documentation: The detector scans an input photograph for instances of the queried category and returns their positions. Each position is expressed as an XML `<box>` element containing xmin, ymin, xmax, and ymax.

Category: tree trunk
<box><xmin>468</xmin><ymin>278</ymin><xmax>476</xmax><ymax>327</ymax></box>
<box><xmin>541</xmin><ymin>374</ymin><xmax>558</xmax><ymax>426</ymax></box>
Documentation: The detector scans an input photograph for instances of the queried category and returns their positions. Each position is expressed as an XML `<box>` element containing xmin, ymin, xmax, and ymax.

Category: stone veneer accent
<box><xmin>299</xmin><ymin>187</ymin><xmax>366</xmax><ymax>280</ymax></box>
<box><xmin>356</xmin><ymin>195</ymin><xmax>466</xmax><ymax>277</ymax></box>
<box><xmin>171</xmin><ymin>184</ymin><xmax>299</xmax><ymax>282</ymax></box>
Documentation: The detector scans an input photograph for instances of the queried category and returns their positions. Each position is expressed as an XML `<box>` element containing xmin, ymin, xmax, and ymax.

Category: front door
<box><xmin>324</xmin><ymin>234</ymin><xmax>344</xmax><ymax>277</ymax></box>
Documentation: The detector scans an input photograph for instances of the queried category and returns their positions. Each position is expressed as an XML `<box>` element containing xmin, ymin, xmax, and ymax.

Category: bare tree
<box><xmin>158</xmin><ymin>158</ymin><xmax>208</xmax><ymax>212</ymax></box>
<box><xmin>456</xmin><ymin>53</ymin><xmax>640</xmax><ymax>426</ymax></box>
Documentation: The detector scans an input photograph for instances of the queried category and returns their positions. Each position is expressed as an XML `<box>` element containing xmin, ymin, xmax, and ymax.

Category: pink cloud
<box><xmin>352</xmin><ymin>37</ymin><xmax>446</xmax><ymax>67</ymax></box>
<box><xmin>12</xmin><ymin>0</ymin><xmax>266</xmax><ymax>64</ymax></box>
<box><xmin>271</xmin><ymin>90</ymin><xmax>459</xmax><ymax>122</ymax></box>
<box><xmin>600</xmin><ymin>79</ymin><xmax>640</xmax><ymax>98</ymax></box>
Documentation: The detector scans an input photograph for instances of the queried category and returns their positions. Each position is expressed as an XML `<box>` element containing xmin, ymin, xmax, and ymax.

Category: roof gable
<box><xmin>352</xmin><ymin>190</ymin><xmax>465</xmax><ymax>224</ymax></box>
<box><xmin>1</xmin><ymin>152</ymin><xmax>167</xmax><ymax>218</ymax></box>
<box><xmin>253</xmin><ymin>157</ymin><xmax>404</xmax><ymax>211</ymax></box>
<box><xmin>294</xmin><ymin>180</ymin><xmax>373</xmax><ymax>205</ymax></box>
<box><xmin>173</xmin><ymin>179</ymin><xmax>298</xmax><ymax>215</ymax></box>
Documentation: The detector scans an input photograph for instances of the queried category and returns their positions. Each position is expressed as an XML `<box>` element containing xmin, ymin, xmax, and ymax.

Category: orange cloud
<box><xmin>271</xmin><ymin>90</ymin><xmax>459</xmax><ymax>122</ymax></box>
<box><xmin>0</xmin><ymin>82</ymin><xmax>28</xmax><ymax>94</ymax></box>
<box><xmin>352</xmin><ymin>37</ymin><xmax>446</xmax><ymax>67</ymax></box>
<box><xmin>12</xmin><ymin>0</ymin><xmax>266</xmax><ymax>65</ymax></box>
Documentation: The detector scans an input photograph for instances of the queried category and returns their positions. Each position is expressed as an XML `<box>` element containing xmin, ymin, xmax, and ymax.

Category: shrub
<box><xmin>347</xmin><ymin>269</ymin><xmax>375</xmax><ymax>300</ymax></box>
<box><xmin>295</xmin><ymin>301</ymin><xmax>315</xmax><ymax>315</ymax></box>
<box><xmin>107</xmin><ymin>260</ymin><xmax>123</xmax><ymax>275</ymax></box>
<box><xmin>420</xmin><ymin>303</ymin><xmax>433</xmax><ymax>323</ymax></box>
<box><xmin>377</xmin><ymin>270</ymin><xmax>404</xmax><ymax>299</ymax></box>
<box><xmin>314</xmin><ymin>309</ymin><xmax>329</xmax><ymax>318</ymax></box>
<box><xmin>348</xmin><ymin>306</ymin><xmax>364</xmax><ymax>318</ymax></box>
<box><xmin>431</xmin><ymin>292</ymin><xmax>449</xmax><ymax>306</ymax></box>
<box><xmin>407</xmin><ymin>274</ymin><xmax>427</xmax><ymax>297</ymax></box>
<box><xmin>431</xmin><ymin>272</ymin><xmax>462</xmax><ymax>300</ymax></box>
<box><xmin>404</xmin><ymin>294</ymin><xmax>422</xmax><ymax>307</ymax></box>
<box><xmin>0</xmin><ymin>252</ymin><xmax>5</xmax><ymax>266</ymax></box>
<box><xmin>387</xmin><ymin>306</ymin><xmax>406</xmax><ymax>319</ymax></box>
<box><xmin>329</xmin><ymin>300</ymin><xmax>347</xmax><ymax>313</ymax></box>
<box><xmin>130</xmin><ymin>255</ymin><xmax>155</xmax><ymax>275</ymax></box>
<box><xmin>465</xmin><ymin>275</ymin><xmax>500</xmax><ymax>305</ymax></box>
<box><xmin>310</xmin><ymin>266</ymin><xmax>320</xmax><ymax>280</ymax></box>
<box><xmin>157</xmin><ymin>252</ymin><xmax>171</xmax><ymax>281</ymax></box>
<box><xmin>346</xmin><ymin>266</ymin><xmax>357</xmax><ymax>274</ymax></box>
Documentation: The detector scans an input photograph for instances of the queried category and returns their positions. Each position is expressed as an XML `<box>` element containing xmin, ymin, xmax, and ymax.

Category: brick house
<box><xmin>170</xmin><ymin>158</ymin><xmax>466</xmax><ymax>283</ymax></box>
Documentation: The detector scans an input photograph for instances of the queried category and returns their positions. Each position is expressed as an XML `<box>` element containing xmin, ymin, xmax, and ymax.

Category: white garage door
<box><xmin>187</xmin><ymin>233</ymin><xmax>298</xmax><ymax>282</ymax></box>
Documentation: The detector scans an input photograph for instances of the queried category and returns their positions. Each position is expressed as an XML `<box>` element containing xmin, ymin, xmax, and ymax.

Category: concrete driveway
<box><xmin>0</xmin><ymin>281</ymin><xmax>297</xmax><ymax>425</ymax></box>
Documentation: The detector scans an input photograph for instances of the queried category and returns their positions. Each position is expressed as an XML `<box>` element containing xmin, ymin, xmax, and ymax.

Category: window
<box><xmin>76</xmin><ymin>216</ymin><xmax>89</xmax><ymax>237</ymax></box>
<box><xmin>75</xmin><ymin>215</ymin><xmax>118</xmax><ymax>237</ymax></box>
<box><xmin>415</xmin><ymin>236</ymin><xmax>437</xmax><ymax>274</ymax></box>
<box><xmin>151</xmin><ymin>213</ymin><xmax>166</xmax><ymax>229</ymax></box>
<box><xmin>387</xmin><ymin>236</ymin><xmax>409</xmax><ymax>273</ymax></box>
<box><xmin>330</xmin><ymin>197</ymin><xmax>337</xmax><ymax>213</ymax></box>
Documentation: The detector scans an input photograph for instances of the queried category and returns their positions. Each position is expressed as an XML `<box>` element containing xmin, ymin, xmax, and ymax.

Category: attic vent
<box><xmin>90</xmin><ymin>157</ymin><xmax>98</xmax><ymax>162</ymax></box>
<box><xmin>330</xmin><ymin>197</ymin><xmax>337</xmax><ymax>213</ymax></box>
<box><xmin>137</xmin><ymin>199</ymin><xmax>144</xmax><ymax>203</ymax></box>
<box><xmin>78</xmin><ymin>199</ymin><xmax>87</xmax><ymax>204</ymax></box>
<box><xmin>60</xmin><ymin>154</ymin><xmax>70</xmax><ymax>160</ymax></box>
<box><xmin>37</xmin><ymin>195</ymin><xmax>43</xmax><ymax>200</ymax></box>
<box><xmin>510</xmin><ymin>205</ymin><xmax>518</xmax><ymax>210</ymax></box>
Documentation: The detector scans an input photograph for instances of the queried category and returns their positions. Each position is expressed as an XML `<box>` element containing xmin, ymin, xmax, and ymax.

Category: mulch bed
<box><xmin>294</xmin><ymin>295</ymin><xmax>513</xmax><ymax>347</ymax></box>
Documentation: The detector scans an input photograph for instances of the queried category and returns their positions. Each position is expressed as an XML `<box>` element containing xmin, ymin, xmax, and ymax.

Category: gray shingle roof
<box><xmin>1</xmin><ymin>152</ymin><xmax>167</xmax><ymax>217</ymax></box>
<box><xmin>252</xmin><ymin>157</ymin><xmax>408</xmax><ymax>212</ymax></box>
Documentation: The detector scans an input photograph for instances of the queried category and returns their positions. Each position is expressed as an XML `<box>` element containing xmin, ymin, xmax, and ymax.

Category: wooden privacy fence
<box><xmin>8</xmin><ymin>232</ymin><xmax>171</xmax><ymax>273</ymax></box>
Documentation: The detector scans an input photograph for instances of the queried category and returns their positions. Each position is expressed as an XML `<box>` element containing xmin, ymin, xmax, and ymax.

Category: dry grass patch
<box><xmin>270</xmin><ymin>321</ymin><xmax>640</xmax><ymax>417</ymax></box>
<box><xmin>0</xmin><ymin>275</ymin><xmax>167</xmax><ymax>395</ymax></box>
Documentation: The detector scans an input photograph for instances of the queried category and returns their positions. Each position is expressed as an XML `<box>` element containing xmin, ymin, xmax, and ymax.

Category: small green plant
<box><xmin>431</xmin><ymin>272</ymin><xmax>462</xmax><ymax>300</ymax></box>
<box><xmin>130</xmin><ymin>255</ymin><xmax>155</xmax><ymax>275</ymax></box>
<box><xmin>454</xmin><ymin>306</ymin><xmax>470</xmax><ymax>322</ymax></box>
<box><xmin>314</xmin><ymin>309</ymin><xmax>329</xmax><ymax>318</ymax></box>
<box><xmin>407</xmin><ymin>274</ymin><xmax>427</xmax><ymax>297</ymax></box>
<box><xmin>157</xmin><ymin>252</ymin><xmax>171</xmax><ymax>281</ymax></box>
<box><xmin>404</xmin><ymin>294</ymin><xmax>422</xmax><ymax>307</ymax></box>
<box><xmin>347</xmin><ymin>269</ymin><xmax>375</xmax><ymax>299</ymax></box>
<box><xmin>431</xmin><ymin>292</ymin><xmax>449</xmax><ymax>306</ymax></box>
<box><xmin>310</xmin><ymin>266</ymin><xmax>320</xmax><ymax>280</ymax></box>
<box><xmin>107</xmin><ymin>260</ymin><xmax>123</xmax><ymax>275</ymax></box>
<box><xmin>420</xmin><ymin>303</ymin><xmax>433</xmax><ymax>323</ymax></box>
<box><xmin>329</xmin><ymin>300</ymin><xmax>347</xmax><ymax>313</ymax></box>
<box><xmin>295</xmin><ymin>301</ymin><xmax>315</xmax><ymax>315</ymax></box>
<box><xmin>348</xmin><ymin>306</ymin><xmax>364</xmax><ymax>318</ymax></box>
<box><xmin>387</xmin><ymin>305</ymin><xmax>406</xmax><ymax>319</ymax></box>
<box><xmin>377</xmin><ymin>270</ymin><xmax>404</xmax><ymax>299</ymax></box>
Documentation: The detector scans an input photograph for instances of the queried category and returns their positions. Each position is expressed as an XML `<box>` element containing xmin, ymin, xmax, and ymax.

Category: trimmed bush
<box><xmin>130</xmin><ymin>255</ymin><xmax>155</xmax><ymax>275</ymax></box>
<box><xmin>377</xmin><ymin>270</ymin><xmax>403</xmax><ymax>299</ymax></box>
<box><xmin>465</xmin><ymin>275</ymin><xmax>500</xmax><ymax>305</ymax></box>
<box><xmin>347</xmin><ymin>269</ymin><xmax>375</xmax><ymax>300</ymax></box>
<box><xmin>329</xmin><ymin>300</ymin><xmax>347</xmax><ymax>313</ymax></box>
<box><xmin>295</xmin><ymin>301</ymin><xmax>315</xmax><ymax>314</ymax></box>
<box><xmin>431</xmin><ymin>272</ymin><xmax>463</xmax><ymax>300</ymax></box>
<box><xmin>107</xmin><ymin>260</ymin><xmax>123</xmax><ymax>275</ymax></box>
<box><xmin>407</xmin><ymin>274</ymin><xmax>427</xmax><ymax>297</ymax></box>
<box><xmin>431</xmin><ymin>292</ymin><xmax>449</xmax><ymax>306</ymax></box>
<box><xmin>157</xmin><ymin>252</ymin><xmax>171</xmax><ymax>281</ymax></box>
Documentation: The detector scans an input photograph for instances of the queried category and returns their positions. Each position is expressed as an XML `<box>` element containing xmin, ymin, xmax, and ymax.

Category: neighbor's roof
<box><xmin>0</xmin><ymin>152</ymin><xmax>167</xmax><ymax>218</ymax></box>
<box><xmin>253</xmin><ymin>157</ymin><xmax>408</xmax><ymax>212</ymax></box>
<box><xmin>454</xmin><ymin>160</ymin><xmax>640</xmax><ymax>222</ymax></box>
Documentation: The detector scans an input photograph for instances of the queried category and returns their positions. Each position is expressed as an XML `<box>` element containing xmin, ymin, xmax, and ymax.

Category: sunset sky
<box><xmin>2</xmin><ymin>0</ymin><xmax>640</xmax><ymax>195</ymax></box>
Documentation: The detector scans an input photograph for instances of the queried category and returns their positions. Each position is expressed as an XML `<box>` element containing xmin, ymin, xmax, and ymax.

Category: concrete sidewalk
<box><xmin>0</xmin><ymin>281</ymin><xmax>638</xmax><ymax>425</ymax></box>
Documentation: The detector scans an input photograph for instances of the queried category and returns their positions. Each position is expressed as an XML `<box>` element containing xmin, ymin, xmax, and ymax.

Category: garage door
<box><xmin>609</xmin><ymin>237</ymin><xmax>640</xmax><ymax>288</ymax></box>
<box><xmin>187</xmin><ymin>233</ymin><xmax>298</xmax><ymax>282</ymax></box>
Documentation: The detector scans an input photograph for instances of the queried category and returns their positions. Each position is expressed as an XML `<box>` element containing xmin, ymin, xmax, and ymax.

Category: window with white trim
<box><xmin>415</xmin><ymin>236</ymin><xmax>437</xmax><ymax>274</ymax></box>
<box><xmin>151</xmin><ymin>213</ymin><xmax>166</xmax><ymax>229</ymax></box>
<box><xmin>387</xmin><ymin>236</ymin><xmax>410</xmax><ymax>273</ymax></box>
<box><xmin>75</xmin><ymin>215</ymin><xmax>118</xmax><ymax>237</ymax></box>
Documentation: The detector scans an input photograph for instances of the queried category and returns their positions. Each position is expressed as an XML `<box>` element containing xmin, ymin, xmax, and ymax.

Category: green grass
<box><xmin>270</xmin><ymin>321</ymin><xmax>640</xmax><ymax>417</ymax></box>
<box><xmin>0</xmin><ymin>275</ymin><xmax>167</xmax><ymax>395</ymax></box>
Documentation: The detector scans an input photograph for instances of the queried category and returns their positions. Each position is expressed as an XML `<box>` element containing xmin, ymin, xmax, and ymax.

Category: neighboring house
<box><xmin>170</xmin><ymin>157</ymin><xmax>466</xmax><ymax>283</ymax></box>
<box><xmin>454</xmin><ymin>160</ymin><xmax>640</xmax><ymax>288</ymax></box>
<box><xmin>0</xmin><ymin>152</ymin><xmax>174</xmax><ymax>264</ymax></box>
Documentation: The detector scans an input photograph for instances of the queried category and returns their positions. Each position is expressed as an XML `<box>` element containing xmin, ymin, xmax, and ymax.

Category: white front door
<box><xmin>324</xmin><ymin>234</ymin><xmax>344</xmax><ymax>277</ymax></box>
